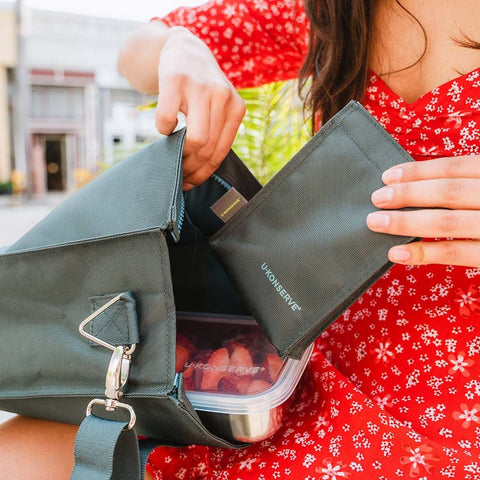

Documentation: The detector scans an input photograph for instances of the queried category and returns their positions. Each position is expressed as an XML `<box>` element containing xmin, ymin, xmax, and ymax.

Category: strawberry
<box><xmin>175</xmin><ymin>344</ymin><xmax>191</xmax><ymax>373</ymax></box>
<box><xmin>183</xmin><ymin>376</ymin><xmax>195</xmax><ymax>391</ymax></box>
<box><xmin>217</xmin><ymin>374</ymin><xmax>252</xmax><ymax>394</ymax></box>
<box><xmin>200</xmin><ymin>347</ymin><xmax>230</xmax><ymax>391</ymax></box>
<box><xmin>246</xmin><ymin>379</ymin><xmax>271</xmax><ymax>394</ymax></box>
<box><xmin>264</xmin><ymin>353</ymin><xmax>283</xmax><ymax>383</ymax></box>
<box><xmin>177</xmin><ymin>333</ymin><xmax>196</xmax><ymax>353</ymax></box>
<box><xmin>230</xmin><ymin>344</ymin><xmax>253</xmax><ymax>375</ymax></box>
<box><xmin>191</xmin><ymin>349</ymin><xmax>214</xmax><ymax>390</ymax></box>
<box><xmin>183</xmin><ymin>363</ymin><xmax>195</xmax><ymax>380</ymax></box>
<box><xmin>217</xmin><ymin>376</ymin><xmax>239</xmax><ymax>394</ymax></box>
<box><xmin>236</xmin><ymin>375</ymin><xmax>253</xmax><ymax>394</ymax></box>
<box><xmin>224</xmin><ymin>330</ymin><xmax>276</xmax><ymax>360</ymax></box>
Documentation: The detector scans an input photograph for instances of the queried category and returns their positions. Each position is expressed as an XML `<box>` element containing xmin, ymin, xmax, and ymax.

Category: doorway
<box><xmin>45</xmin><ymin>135</ymin><xmax>66</xmax><ymax>191</ymax></box>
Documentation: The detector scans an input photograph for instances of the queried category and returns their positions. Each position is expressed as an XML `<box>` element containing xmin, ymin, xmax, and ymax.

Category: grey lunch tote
<box><xmin>0</xmin><ymin>128</ymin><xmax>261</xmax><ymax>480</ymax></box>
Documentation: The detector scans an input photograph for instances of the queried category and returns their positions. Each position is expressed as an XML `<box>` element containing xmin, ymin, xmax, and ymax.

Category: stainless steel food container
<box><xmin>177</xmin><ymin>312</ymin><xmax>313</xmax><ymax>443</ymax></box>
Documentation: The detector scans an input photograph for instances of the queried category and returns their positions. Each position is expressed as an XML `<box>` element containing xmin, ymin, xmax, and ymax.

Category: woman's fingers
<box><xmin>382</xmin><ymin>155</ymin><xmax>480</xmax><ymax>184</ymax></box>
<box><xmin>154</xmin><ymin>30</ymin><xmax>245</xmax><ymax>189</ymax></box>
<box><xmin>183</xmin><ymin>97</ymin><xmax>245</xmax><ymax>188</ymax></box>
<box><xmin>182</xmin><ymin>83</ymin><xmax>230</xmax><ymax>178</ymax></box>
<box><xmin>387</xmin><ymin>240</ymin><xmax>480</xmax><ymax>268</ymax></box>
<box><xmin>367</xmin><ymin>209</ymin><xmax>480</xmax><ymax>239</ymax></box>
<box><xmin>181</xmin><ymin>92</ymin><xmax>212</xmax><ymax>177</ymax></box>
<box><xmin>155</xmin><ymin>76</ymin><xmax>182</xmax><ymax>135</ymax></box>
<box><xmin>371</xmin><ymin>179</ymin><xmax>480</xmax><ymax>210</ymax></box>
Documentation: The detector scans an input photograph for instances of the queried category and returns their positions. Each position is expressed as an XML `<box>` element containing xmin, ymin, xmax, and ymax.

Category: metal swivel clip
<box><xmin>79</xmin><ymin>294</ymin><xmax>137</xmax><ymax>430</ymax></box>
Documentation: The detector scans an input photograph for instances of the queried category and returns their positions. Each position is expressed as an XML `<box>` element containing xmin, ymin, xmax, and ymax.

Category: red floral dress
<box><xmin>148</xmin><ymin>1</ymin><xmax>480</xmax><ymax>478</ymax></box>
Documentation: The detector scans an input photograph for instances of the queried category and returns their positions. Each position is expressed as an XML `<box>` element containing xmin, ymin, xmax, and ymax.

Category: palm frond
<box><xmin>233</xmin><ymin>79</ymin><xmax>311</xmax><ymax>184</ymax></box>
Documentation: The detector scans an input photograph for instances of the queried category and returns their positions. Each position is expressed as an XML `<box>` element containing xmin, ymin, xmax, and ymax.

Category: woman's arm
<box><xmin>118</xmin><ymin>19</ymin><xmax>246</xmax><ymax>190</ymax></box>
<box><xmin>117</xmin><ymin>20</ymin><xmax>180</xmax><ymax>95</ymax></box>
<box><xmin>117</xmin><ymin>0</ymin><xmax>308</xmax><ymax>189</ymax></box>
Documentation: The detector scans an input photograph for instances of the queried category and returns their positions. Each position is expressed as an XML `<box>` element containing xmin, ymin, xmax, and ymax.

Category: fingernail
<box><xmin>389</xmin><ymin>246</ymin><xmax>410</xmax><ymax>262</ymax></box>
<box><xmin>382</xmin><ymin>167</ymin><xmax>403</xmax><ymax>184</ymax></box>
<box><xmin>366</xmin><ymin>212</ymin><xmax>390</xmax><ymax>230</ymax></box>
<box><xmin>371</xmin><ymin>186</ymin><xmax>393</xmax><ymax>205</ymax></box>
<box><xmin>183</xmin><ymin>182</ymin><xmax>195</xmax><ymax>191</ymax></box>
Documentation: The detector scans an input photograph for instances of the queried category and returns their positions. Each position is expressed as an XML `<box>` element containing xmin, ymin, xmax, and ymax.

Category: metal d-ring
<box><xmin>78</xmin><ymin>294</ymin><xmax>136</xmax><ymax>355</ymax></box>
<box><xmin>86</xmin><ymin>398</ymin><xmax>137</xmax><ymax>430</ymax></box>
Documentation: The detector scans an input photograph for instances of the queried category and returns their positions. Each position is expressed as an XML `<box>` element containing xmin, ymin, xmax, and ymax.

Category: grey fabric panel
<box><xmin>0</xmin><ymin>228</ymin><xmax>245</xmax><ymax>447</ymax></box>
<box><xmin>0</xmin><ymin>133</ymin><xmax>257</xmax><ymax>449</ymax></box>
<box><xmin>215</xmin><ymin>150</ymin><xmax>262</xmax><ymax>200</ymax></box>
<box><xmin>0</xmin><ymin>231</ymin><xmax>175</xmax><ymax>398</ymax></box>
<box><xmin>0</xmin><ymin>393</ymin><xmax>243</xmax><ymax>448</ymax></box>
<box><xmin>6</xmin><ymin>129</ymin><xmax>186</xmax><ymax>253</ymax></box>
<box><xmin>88</xmin><ymin>292</ymin><xmax>139</xmax><ymax>347</ymax></box>
<box><xmin>210</xmin><ymin>101</ymin><xmax>417</xmax><ymax>359</ymax></box>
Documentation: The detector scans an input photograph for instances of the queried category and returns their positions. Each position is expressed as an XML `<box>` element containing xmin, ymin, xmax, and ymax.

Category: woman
<box><xmin>2</xmin><ymin>0</ymin><xmax>480</xmax><ymax>478</ymax></box>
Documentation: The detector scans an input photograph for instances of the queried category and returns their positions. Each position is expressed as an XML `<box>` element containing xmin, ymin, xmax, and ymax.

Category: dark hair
<box><xmin>299</xmin><ymin>0</ymin><xmax>479</xmax><ymax>132</ymax></box>
<box><xmin>298</xmin><ymin>0</ymin><xmax>378</xmax><ymax>132</ymax></box>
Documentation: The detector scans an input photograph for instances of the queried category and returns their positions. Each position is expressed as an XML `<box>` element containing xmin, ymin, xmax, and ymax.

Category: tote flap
<box><xmin>210</xmin><ymin>101</ymin><xmax>418</xmax><ymax>360</ymax></box>
<box><xmin>7</xmin><ymin>128</ymin><xmax>186</xmax><ymax>253</ymax></box>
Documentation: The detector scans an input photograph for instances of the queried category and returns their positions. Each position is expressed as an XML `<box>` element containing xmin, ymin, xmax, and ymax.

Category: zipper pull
<box><xmin>171</xmin><ymin>372</ymin><xmax>181</xmax><ymax>398</ymax></box>
<box><xmin>169</xmin><ymin>205</ymin><xmax>180</xmax><ymax>242</ymax></box>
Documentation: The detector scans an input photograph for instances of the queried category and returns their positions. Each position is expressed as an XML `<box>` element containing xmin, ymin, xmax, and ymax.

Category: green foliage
<box><xmin>133</xmin><ymin>79</ymin><xmax>312</xmax><ymax>185</ymax></box>
<box><xmin>0</xmin><ymin>181</ymin><xmax>12</xmax><ymax>195</ymax></box>
<box><xmin>233</xmin><ymin>79</ymin><xmax>312</xmax><ymax>184</ymax></box>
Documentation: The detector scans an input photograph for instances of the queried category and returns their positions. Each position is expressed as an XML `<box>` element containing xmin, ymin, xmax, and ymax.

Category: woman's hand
<box><xmin>156</xmin><ymin>27</ymin><xmax>246</xmax><ymax>190</ymax></box>
<box><xmin>366</xmin><ymin>155</ymin><xmax>480</xmax><ymax>267</ymax></box>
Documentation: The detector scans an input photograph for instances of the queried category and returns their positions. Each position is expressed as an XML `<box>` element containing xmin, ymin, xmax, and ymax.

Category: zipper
<box><xmin>167</xmin><ymin>141</ymin><xmax>186</xmax><ymax>242</ymax></box>
<box><xmin>211</xmin><ymin>172</ymin><xmax>233</xmax><ymax>191</ymax></box>
<box><xmin>170</xmin><ymin>372</ymin><xmax>181</xmax><ymax>399</ymax></box>
<box><xmin>168</xmin><ymin>194</ymin><xmax>185</xmax><ymax>242</ymax></box>
<box><xmin>0</xmin><ymin>388</ymin><xmax>179</xmax><ymax>400</ymax></box>
<box><xmin>169</xmin><ymin>173</ymin><xmax>232</xmax><ymax>242</ymax></box>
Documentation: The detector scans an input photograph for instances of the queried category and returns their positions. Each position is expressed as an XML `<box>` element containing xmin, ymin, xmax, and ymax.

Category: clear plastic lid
<box><xmin>176</xmin><ymin>312</ymin><xmax>313</xmax><ymax>415</ymax></box>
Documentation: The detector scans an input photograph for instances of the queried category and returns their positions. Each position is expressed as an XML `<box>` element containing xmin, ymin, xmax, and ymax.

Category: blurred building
<box><xmin>0</xmin><ymin>7</ymin><xmax>16</xmax><ymax>187</ymax></box>
<box><xmin>0</xmin><ymin>2</ymin><xmax>157</xmax><ymax>194</ymax></box>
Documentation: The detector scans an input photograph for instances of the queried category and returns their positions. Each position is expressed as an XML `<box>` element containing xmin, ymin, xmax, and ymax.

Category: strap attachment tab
<box><xmin>79</xmin><ymin>293</ymin><xmax>137</xmax><ymax>430</ymax></box>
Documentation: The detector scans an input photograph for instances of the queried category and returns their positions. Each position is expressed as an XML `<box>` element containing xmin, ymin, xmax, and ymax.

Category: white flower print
<box><xmin>146</xmin><ymin>4</ymin><xmax>480</xmax><ymax>479</ymax></box>
<box><xmin>448</xmin><ymin>352</ymin><xmax>474</xmax><ymax>376</ymax></box>
<box><xmin>453</xmin><ymin>404</ymin><xmax>480</xmax><ymax>428</ymax></box>
<box><xmin>373</xmin><ymin>339</ymin><xmax>395</xmax><ymax>363</ymax></box>
<box><xmin>316</xmin><ymin>458</ymin><xmax>351</xmax><ymax>479</ymax></box>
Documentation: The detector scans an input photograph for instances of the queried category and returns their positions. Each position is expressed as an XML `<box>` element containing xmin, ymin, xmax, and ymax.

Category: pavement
<box><xmin>0</xmin><ymin>192</ymin><xmax>68</xmax><ymax>247</ymax></box>
<box><xmin>0</xmin><ymin>193</ymin><xmax>68</xmax><ymax>424</ymax></box>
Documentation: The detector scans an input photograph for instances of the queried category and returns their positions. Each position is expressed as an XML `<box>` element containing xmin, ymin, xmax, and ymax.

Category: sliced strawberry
<box><xmin>175</xmin><ymin>344</ymin><xmax>191</xmax><ymax>373</ymax></box>
<box><xmin>191</xmin><ymin>349</ymin><xmax>214</xmax><ymax>390</ymax></box>
<box><xmin>246</xmin><ymin>379</ymin><xmax>271</xmax><ymax>394</ymax></box>
<box><xmin>183</xmin><ymin>363</ymin><xmax>195</xmax><ymax>380</ymax></box>
<box><xmin>254</xmin><ymin>366</ymin><xmax>270</xmax><ymax>383</ymax></box>
<box><xmin>265</xmin><ymin>353</ymin><xmax>283</xmax><ymax>383</ymax></box>
<box><xmin>236</xmin><ymin>375</ymin><xmax>253</xmax><ymax>394</ymax></box>
<box><xmin>183</xmin><ymin>376</ymin><xmax>195</xmax><ymax>391</ymax></box>
<box><xmin>177</xmin><ymin>333</ymin><xmax>196</xmax><ymax>355</ymax></box>
<box><xmin>223</xmin><ymin>330</ymin><xmax>276</xmax><ymax>359</ymax></box>
<box><xmin>200</xmin><ymin>347</ymin><xmax>230</xmax><ymax>391</ymax></box>
<box><xmin>217</xmin><ymin>376</ymin><xmax>239</xmax><ymax>394</ymax></box>
<box><xmin>230</xmin><ymin>344</ymin><xmax>253</xmax><ymax>375</ymax></box>
<box><xmin>217</xmin><ymin>374</ymin><xmax>252</xmax><ymax>394</ymax></box>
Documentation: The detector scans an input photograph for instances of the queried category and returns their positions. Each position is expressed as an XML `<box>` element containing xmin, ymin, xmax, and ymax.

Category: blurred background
<box><xmin>0</xmin><ymin>0</ymin><xmax>207</xmax><ymax>246</ymax></box>
<box><xmin>0</xmin><ymin>0</ymin><xmax>309</xmax><ymax>423</ymax></box>
<box><xmin>0</xmin><ymin>0</ymin><xmax>310</xmax><ymax>246</ymax></box>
